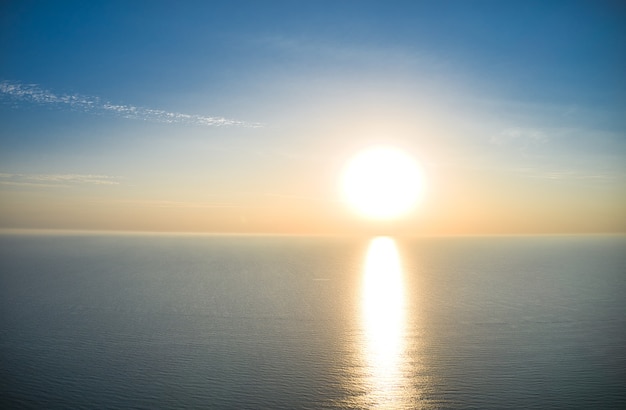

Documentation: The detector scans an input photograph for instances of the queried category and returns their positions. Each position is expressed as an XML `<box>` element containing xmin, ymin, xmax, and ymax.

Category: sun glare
<box><xmin>342</xmin><ymin>147</ymin><xmax>425</xmax><ymax>219</ymax></box>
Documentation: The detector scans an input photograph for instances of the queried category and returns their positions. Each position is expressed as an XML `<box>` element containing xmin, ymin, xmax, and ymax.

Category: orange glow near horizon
<box><xmin>0</xmin><ymin>142</ymin><xmax>624</xmax><ymax>235</ymax></box>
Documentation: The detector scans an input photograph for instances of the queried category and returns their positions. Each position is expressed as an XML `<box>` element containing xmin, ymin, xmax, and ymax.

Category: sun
<box><xmin>342</xmin><ymin>147</ymin><xmax>425</xmax><ymax>220</ymax></box>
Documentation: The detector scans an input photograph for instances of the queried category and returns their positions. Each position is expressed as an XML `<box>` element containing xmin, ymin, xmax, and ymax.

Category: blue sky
<box><xmin>1</xmin><ymin>1</ymin><xmax>624</xmax><ymax>233</ymax></box>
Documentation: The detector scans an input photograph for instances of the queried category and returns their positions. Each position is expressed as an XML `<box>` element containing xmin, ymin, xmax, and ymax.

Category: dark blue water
<box><xmin>1</xmin><ymin>234</ymin><xmax>624</xmax><ymax>409</ymax></box>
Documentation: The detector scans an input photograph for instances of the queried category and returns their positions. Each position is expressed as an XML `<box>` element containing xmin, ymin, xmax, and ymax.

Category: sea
<box><xmin>0</xmin><ymin>233</ymin><xmax>624</xmax><ymax>409</ymax></box>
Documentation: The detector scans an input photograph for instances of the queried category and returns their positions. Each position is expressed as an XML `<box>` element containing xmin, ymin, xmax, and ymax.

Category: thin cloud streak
<box><xmin>0</xmin><ymin>80</ymin><xmax>260</xmax><ymax>127</ymax></box>
<box><xmin>0</xmin><ymin>173</ymin><xmax>121</xmax><ymax>187</ymax></box>
<box><xmin>264</xmin><ymin>192</ymin><xmax>340</xmax><ymax>203</ymax></box>
<box><xmin>512</xmin><ymin>168</ymin><xmax>623</xmax><ymax>182</ymax></box>
<box><xmin>490</xmin><ymin>128</ymin><xmax>549</xmax><ymax>146</ymax></box>
<box><xmin>113</xmin><ymin>199</ymin><xmax>244</xmax><ymax>209</ymax></box>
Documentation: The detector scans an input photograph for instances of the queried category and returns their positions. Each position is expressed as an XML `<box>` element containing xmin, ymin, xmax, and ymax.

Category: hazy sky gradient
<box><xmin>1</xmin><ymin>0</ymin><xmax>624</xmax><ymax>234</ymax></box>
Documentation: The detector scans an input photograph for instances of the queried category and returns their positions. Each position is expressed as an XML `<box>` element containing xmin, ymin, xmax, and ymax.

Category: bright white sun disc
<box><xmin>342</xmin><ymin>147</ymin><xmax>424</xmax><ymax>219</ymax></box>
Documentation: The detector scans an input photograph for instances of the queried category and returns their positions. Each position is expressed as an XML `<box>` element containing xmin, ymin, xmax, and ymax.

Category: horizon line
<box><xmin>1</xmin><ymin>228</ymin><xmax>624</xmax><ymax>238</ymax></box>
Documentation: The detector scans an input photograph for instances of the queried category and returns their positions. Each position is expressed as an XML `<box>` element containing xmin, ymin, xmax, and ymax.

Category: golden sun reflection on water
<box><xmin>361</xmin><ymin>236</ymin><xmax>412</xmax><ymax>408</ymax></box>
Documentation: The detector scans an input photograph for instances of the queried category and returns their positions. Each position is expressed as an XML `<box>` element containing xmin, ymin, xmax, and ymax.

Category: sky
<box><xmin>0</xmin><ymin>0</ymin><xmax>624</xmax><ymax>235</ymax></box>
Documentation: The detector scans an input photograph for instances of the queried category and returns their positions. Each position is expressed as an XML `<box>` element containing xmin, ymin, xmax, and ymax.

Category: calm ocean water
<box><xmin>1</xmin><ymin>233</ymin><xmax>624</xmax><ymax>409</ymax></box>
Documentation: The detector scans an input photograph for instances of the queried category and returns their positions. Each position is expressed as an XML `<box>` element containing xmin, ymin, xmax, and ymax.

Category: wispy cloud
<box><xmin>0</xmin><ymin>80</ymin><xmax>260</xmax><ymax>127</ymax></box>
<box><xmin>114</xmin><ymin>199</ymin><xmax>243</xmax><ymax>209</ymax></box>
<box><xmin>490</xmin><ymin>128</ymin><xmax>549</xmax><ymax>146</ymax></box>
<box><xmin>264</xmin><ymin>192</ymin><xmax>338</xmax><ymax>202</ymax></box>
<box><xmin>512</xmin><ymin>167</ymin><xmax>622</xmax><ymax>182</ymax></box>
<box><xmin>0</xmin><ymin>173</ymin><xmax>121</xmax><ymax>188</ymax></box>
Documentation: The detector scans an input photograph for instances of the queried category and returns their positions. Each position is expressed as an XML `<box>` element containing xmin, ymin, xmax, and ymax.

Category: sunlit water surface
<box><xmin>1</xmin><ymin>234</ymin><xmax>625</xmax><ymax>409</ymax></box>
